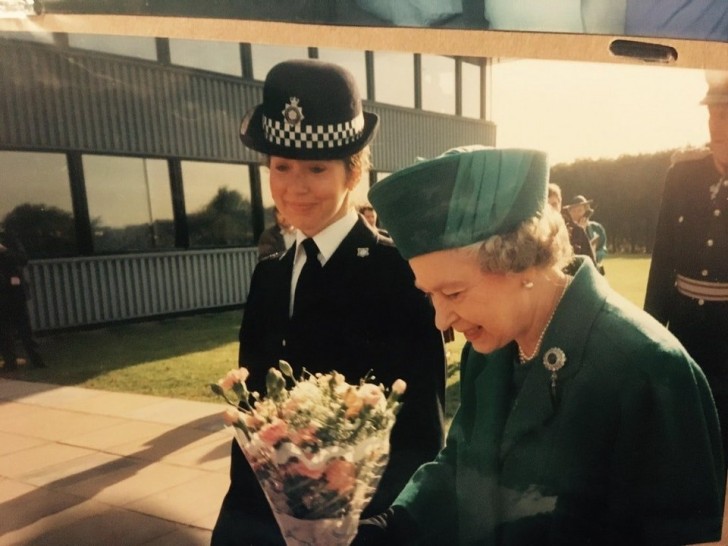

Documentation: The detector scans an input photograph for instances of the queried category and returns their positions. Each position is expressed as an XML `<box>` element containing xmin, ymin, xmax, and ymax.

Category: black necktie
<box><xmin>294</xmin><ymin>238</ymin><xmax>322</xmax><ymax>315</ymax></box>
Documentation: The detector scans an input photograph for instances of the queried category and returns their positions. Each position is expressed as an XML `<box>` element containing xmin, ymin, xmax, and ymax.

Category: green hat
<box><xmin>368</xmin><ymin>146</ymin><xmax>549</xmax><ymax>259</ymax></box>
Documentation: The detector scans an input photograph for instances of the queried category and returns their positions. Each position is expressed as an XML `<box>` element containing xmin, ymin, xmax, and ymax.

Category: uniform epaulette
<box><xmin>259</xmin><ymin>250</ymin><xmax>286</xmax><ymax>262</ymax></box>
<box><xmin>375</xmin><ymin>229</ymin><xmax>395</xmax><ymax>247</ymax></box>
<box><xmin>670</xmin><ymin>147</ymin><xmax>712</xmax><ymax>166</ymax></box>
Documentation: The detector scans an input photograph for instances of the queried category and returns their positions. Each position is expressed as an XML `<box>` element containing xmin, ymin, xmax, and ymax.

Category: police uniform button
<box><xmin>715</xmin><ymin>209</ymin><xmax>722</xmax><ymax>217</ymax></box>
<box><xmin>707</xmin><ymin>239</ymin><xmax>714</xmax><ymax>247</ymax></box>
<box><xmin>678</xmin><ymin>216</ymin><xmax>684</xmax><ymax>223</ymax></box>
<box><xmin>699</xmin><ymin>299</ymin><xmax>705</xmax><ymax>306</ymax></box>
<box><xmin>702</xmin><ymin>269</ymin><xmax>709</xmax><ymax>277</ymax></box>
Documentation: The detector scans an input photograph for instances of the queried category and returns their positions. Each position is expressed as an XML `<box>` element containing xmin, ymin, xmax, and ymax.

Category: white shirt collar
<box><xmin>281</xmin><ymin>228</ymin><xmax>297</xmax><ymax>250</ymax></box>
<box><xmin>294</xmin><ymin>208</ymin><xmax>358</xmax><ymax>267</ymax></box>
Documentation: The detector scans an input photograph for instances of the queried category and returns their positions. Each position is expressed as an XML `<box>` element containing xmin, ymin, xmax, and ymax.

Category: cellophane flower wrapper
<box><xmin>211</xmin><ymin>363</ymin><xmax>406</xmax><ymax>546</ymax></box>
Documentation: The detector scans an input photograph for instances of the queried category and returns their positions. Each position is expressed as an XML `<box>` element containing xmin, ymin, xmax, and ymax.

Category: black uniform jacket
<box><xmin>644</xmin><ymin>152</ymin><xmax>728</xmax><ymax>379</ymax></box>
<box><xmin>561</xmin><ymin>212</ymin><xmax>596</xmax><ymax>266</ymax></box>
<box><xmin>219</xmin><ymin>218</ymin><xmax>447</xmax><ymax>537</ymax></box>
<box><xmin>0</xmin><ymin>232</ymin><xmax>30</xmax><ymax>304</ymax></box>
<box><xmin>644</xmin><ymin>151</ymin><xmax>728</xmax><ymax>465</ymax></box>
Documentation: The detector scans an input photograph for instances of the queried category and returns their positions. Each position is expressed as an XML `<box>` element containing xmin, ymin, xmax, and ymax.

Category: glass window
<box><xmin>373</xmin><ymin>51</ymin><xmax>415</xmax><ymax>108</ymax></box>
<box><xmin>421</xmin><ymin>55</ymin><xmax>456</xmax><ymax>115</ymax></box>
<box><xmin>462</xmin><ymin>61</ymin><xmax>482</xmax><ymax>119</ymax></box>
<box><xmin>182</xmin><ymin>161</ymin><xmax>254</xmax><ymax>247</ymax></box>
<box><xmin>84</xmin><ymin>155</ymin><xmax>174</xmax><ymax>253</ymax></box>
<box><xmin>0</xmin><ymin>151</ymin><xmax>76</xmax><ymax>258</ymax></box>
<box><xmin>251</xmin><ymin>44</ymin><xmax>310</xmax><ymax>81</ymax></box>
<box><xmin>317</xmin><ymin>48</ymin><xmax>368</xmax><ymax>99</ymax></box>
<box><xmin>169</xmin><ymin>38</ymin><xmax>242</xmax><ymax>77</ymax></box>
<box><xmin>67</xmin><ymin>34</ymin><xmax>157</xmax><ymax>61</ymax></box>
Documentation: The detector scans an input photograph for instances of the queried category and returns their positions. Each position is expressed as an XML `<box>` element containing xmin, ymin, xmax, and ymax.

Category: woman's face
<box><xmin>269</xmin><ymin>156</ymin><xmax>358</xmax><ymax>237</ymax></box>
<box><xmin>410</xmin><ymin>248</ymin><xmax>528</xmax><ymax>355</ymax></box>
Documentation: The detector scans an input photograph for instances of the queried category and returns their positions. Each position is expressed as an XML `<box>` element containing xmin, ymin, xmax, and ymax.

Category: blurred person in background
<box><xmin>547</xmin><ymin>182</ymin><xmax>562</xmax><ymax>211</ymax></box>
<box><xmin>586</xmin><ymin>213</ymin><xmax>607</xmax><ymax>275</ymax></box>
<box><xmin>358</xmin><ymin>202</ymin><xmax>379</xmax><ymax>229</ymax></box>
<box><xmin>0</xmin><ymin>227</ymin><xmax>45</xmax><ymax>371</ymax></box>
<box><xmin>257</xmin><ymin>206</ymin><xmax>296</xmax><ymax>260</ymax></box>
<box><xmin>562</xmin><ymin>194</ymin><xmax>598</xmax><ymax>267</ymax></box>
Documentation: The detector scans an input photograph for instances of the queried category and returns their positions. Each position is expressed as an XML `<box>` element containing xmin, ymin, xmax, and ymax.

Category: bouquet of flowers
<box><xmin>210</xmin><ymin>361</ymin><xmax>406</xmax><ymax>546</ymax></box>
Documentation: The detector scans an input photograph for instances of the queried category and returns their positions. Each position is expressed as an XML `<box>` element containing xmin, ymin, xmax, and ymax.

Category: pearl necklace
<box><xmin>518</xmin><ymin>276</ymin><xmax>572</xmax><ymax>365</ymax></box>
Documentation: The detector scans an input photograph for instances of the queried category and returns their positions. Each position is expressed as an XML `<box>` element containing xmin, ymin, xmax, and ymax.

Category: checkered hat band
<box><xmin>262</xmin><ymin>113</ymin><xmax>365</xmax><ymax>149</ymax></box>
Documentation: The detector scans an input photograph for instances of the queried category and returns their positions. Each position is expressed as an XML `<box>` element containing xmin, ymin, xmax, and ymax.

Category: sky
<box><xmin>490</xmin><ymin>58</ymin><xmax>710</xmax><ymax>165</ymax></box>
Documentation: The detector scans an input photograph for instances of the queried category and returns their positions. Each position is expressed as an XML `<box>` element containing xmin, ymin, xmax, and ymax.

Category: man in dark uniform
<box><xmin>562</xmin><ymin>194</ymin><xmax>598</xmax><ymax>265</ymax></box>
<box><xmin>0</xmin><ymin>228</ymin><xmax>45</xmax><ymax>370</ymax></box>
<box><xmin>645</xmin><ymin>70</ymin><xmax>728</xmax><ymax>462</ymax></box>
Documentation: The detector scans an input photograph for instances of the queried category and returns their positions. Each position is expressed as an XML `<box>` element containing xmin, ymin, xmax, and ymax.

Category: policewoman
<box><xmin>645</xmin><ymin>70</ymin><xmax>728</xmax><ymax>466</ymax></box>
<box><xmin>354</xmin><ymin>146</ymin><xmax>723</xmax><ymax>545</ymax></box>
<box><xmin>211</xmin><ymin>60</ymin><xmax>447</xmax><ymax>546</ymax></box>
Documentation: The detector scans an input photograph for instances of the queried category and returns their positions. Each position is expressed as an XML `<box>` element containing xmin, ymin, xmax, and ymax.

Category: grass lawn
<box><xmin>3</xmin><ymin>311</ymin><xmax>243</xmax><ymax>403</ymax></box>
<box><xmin>601</xmin><ymin>254</ymin><xmax>651</xmax><ymax>308</ymax></box>
<box><xmin>2</xmin><ymin>255</ymin><xmax>652</xmax><ymax>419</ymax></box>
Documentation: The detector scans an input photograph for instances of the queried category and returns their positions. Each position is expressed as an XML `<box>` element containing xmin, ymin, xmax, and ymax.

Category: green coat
<box><xmin>395</xmin><ymin>258</ymin><xmax>724</xmax><ymax>545</ymax></box>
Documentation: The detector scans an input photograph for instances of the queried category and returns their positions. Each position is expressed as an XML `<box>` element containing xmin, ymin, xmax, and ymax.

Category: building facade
<box><xmin>0</xmin><ymin>31</ymin><xmax>496</xmax><ymax>331</ymax></box>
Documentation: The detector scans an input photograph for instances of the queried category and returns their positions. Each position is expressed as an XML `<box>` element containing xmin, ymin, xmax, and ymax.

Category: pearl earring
<box><xmin>522</xmin><ymin>280</ymin><xmax>534</xmax><ymax>289</ymax></box>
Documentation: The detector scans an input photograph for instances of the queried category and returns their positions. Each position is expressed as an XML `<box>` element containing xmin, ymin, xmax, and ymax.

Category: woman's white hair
<box><xmin>459</xmin><ymin>206</ymin><xmax>573</xmax><ymax>274</ymax></box>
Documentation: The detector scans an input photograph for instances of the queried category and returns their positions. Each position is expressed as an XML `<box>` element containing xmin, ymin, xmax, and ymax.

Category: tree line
<box><xmin>550</xmin><ymin>148</ymin><xmax>686</xmax><ymax>254</ymax></box>
<box><xmin>3</xmin><ymin>149</ymin><xmax>705</xmax><ymax>258</ymax></box>
<box><xmin>2</xmin><ymin>187</ymin><xmax>255</xmax><ymax>258</ymax></box>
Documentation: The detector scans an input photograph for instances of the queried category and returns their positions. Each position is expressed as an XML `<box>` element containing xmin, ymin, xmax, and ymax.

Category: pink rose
<box><xmin>242</xmin><ymin>412</ymin><xmax>264</xmax><ymax>431</ymax></box>
<box><xmin>290</xmin><ymin>425</ymin><xmax>318</xmax><ymax>446</ymax></box>
<box><xmin>222</xmin><ymin>408</ymin><xmax>241</xmax><ymax>426</ymax></box>
<box><xmin>218</xmin><ymin>368</ymin><xmax>250</xmax><ymax>390</ymax></box>
<box><xmin>258</xmin><ymin>418</ymin><xmax>289</xmax><ymax>446</ymax></box>
<box><xmin>324</xmin><ymin>458</ymin><xmax>357</xmax><ymax>495</ymax></box>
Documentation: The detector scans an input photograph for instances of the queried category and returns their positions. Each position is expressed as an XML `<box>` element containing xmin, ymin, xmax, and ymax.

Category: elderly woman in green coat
<box><xmin>354</xmin><ymin>146</ymin><xmax>725</xmax><ymax>545</ymax></box>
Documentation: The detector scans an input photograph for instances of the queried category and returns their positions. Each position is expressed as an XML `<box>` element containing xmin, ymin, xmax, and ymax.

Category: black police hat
<box><xmin>240</xmin><ymin>59</ymin><xmax>379</xmax><ymax>160</ymax></box>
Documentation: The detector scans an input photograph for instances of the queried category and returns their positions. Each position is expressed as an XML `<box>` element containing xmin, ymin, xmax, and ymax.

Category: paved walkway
<box><xmin>2</xmin><ymin>377</ymin><xmax>728</xmax><ymax>545</ymax></box>
<box><xmin>0</xmin><ymin>378</ymin><xmax>231</xmax><ymax>546</ymax></box>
